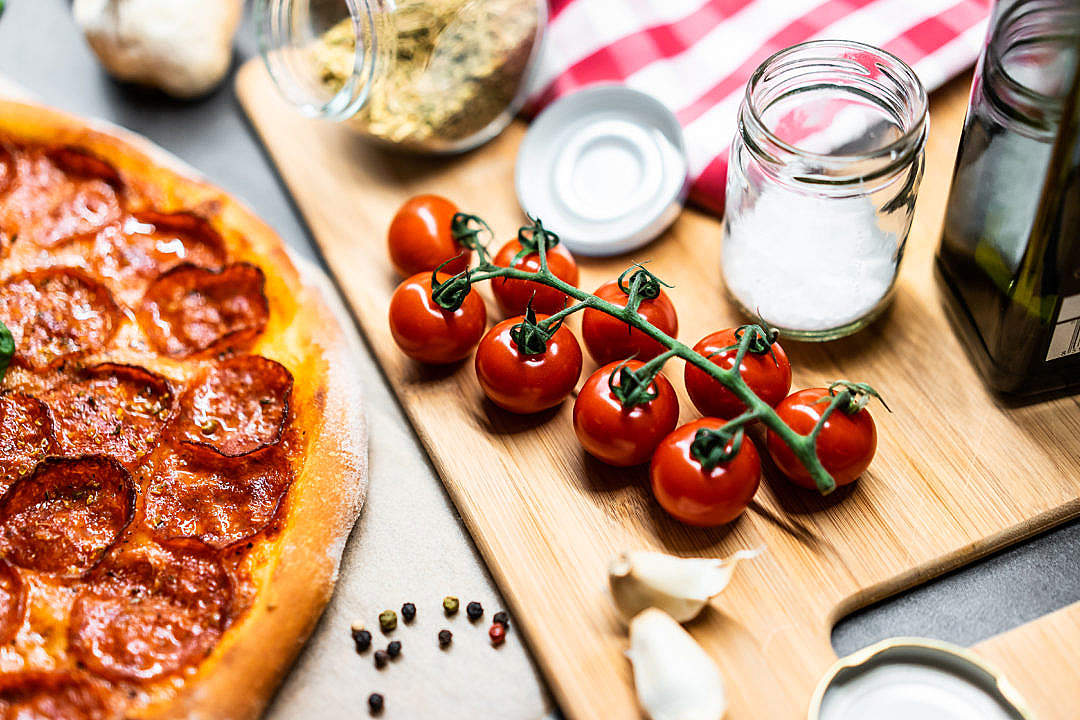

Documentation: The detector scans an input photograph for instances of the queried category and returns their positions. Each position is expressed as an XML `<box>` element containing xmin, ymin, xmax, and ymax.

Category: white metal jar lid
<box><xmin>515</xmin><ymin>85</ymin><xmax>688</xmax><ymax>257</ymax></box>
<box><xmin>810</xmin><ymin>638</ymin><xmax>1032</xmax><ymax>720</ymax></box>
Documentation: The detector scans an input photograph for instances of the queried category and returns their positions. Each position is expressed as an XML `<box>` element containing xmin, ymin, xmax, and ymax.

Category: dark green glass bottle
<box><xmin>937</xmin><ymin>0</ymin><xmax>1080</xmax><ymax>395</ymax></box>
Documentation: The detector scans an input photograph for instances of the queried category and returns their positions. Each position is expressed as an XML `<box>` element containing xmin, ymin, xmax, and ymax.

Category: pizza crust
<box><xmin>0</xmin><ymin>99</ymin><xmax>369</xmax><ymax>719</ymax></box>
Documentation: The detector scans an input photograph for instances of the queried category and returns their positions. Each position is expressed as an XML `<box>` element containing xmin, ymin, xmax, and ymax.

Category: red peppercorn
<box><xmin>489</xmin><ymin>622</ymin><xmax>506</xmax><ymax>646</ymax></box>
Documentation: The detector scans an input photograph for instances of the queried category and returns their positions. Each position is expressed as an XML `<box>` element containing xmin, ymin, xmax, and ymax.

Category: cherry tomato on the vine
<box><xmin>573</xmin><ymin>361</ymin><xmax>680</xmax><ymax>467</ymax></box>
<box><xmin>474</xmin><ymin>315</ymin><xmax>583</xmax><ymax>414</ymax></box>
<box><xmin>581</xmin><ymin>280</ymin><xmax>678</xmax><ymax>365</ymax></box>
<box><xmin>388</xmin><ymin>194</ymin><xmax>470</xmax><ymax>277</ymax></box>
<box><xmin>684</xmin><ymin>328</ymin><xmax>792</xmax><ymax>420</ymax></box>
<box><xmin>491</xmin><ymin>238</ymin><xmax>579</xmax><ymax>316</ymax></box>
<box><xmin>766</xmin><ymin>388</ymin><xmax>877</xmax><ymax>489</ymax></box>
<box><xmin>388</xmin><ymin>273</ymin><xmax>487</xmax><ymax>364</ymax></box>
<box><xmin>650</xmin><ymin>418</ymin><xmax>761</xmax><ymax>526</ymax></box>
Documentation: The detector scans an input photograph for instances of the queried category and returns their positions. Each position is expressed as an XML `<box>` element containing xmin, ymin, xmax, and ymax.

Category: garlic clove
<box><xmin>627</xmin><ymin>608</ymin><xmax>728</xmax><ymax>720</ymax></box>
<box><xmin>609</xmin><ymin>547</ymin><xmax>763</xmax><ymax>623</ymax></box>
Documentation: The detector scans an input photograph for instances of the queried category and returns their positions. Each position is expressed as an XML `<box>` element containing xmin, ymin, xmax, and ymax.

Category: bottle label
<box><xmin>1046</xmin><ymin>294</ymin><xmax>1080</xmax><ymax>361</ymax></box>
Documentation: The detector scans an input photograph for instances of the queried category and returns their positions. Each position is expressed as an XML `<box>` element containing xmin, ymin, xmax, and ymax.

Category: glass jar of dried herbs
<box><xmin>256</xmin><ymin>0</ymin><xmax>546</xmax><ymax>153</ymax></box>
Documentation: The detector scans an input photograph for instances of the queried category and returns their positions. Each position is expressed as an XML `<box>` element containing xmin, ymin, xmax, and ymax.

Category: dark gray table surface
<box><xmin>1</xmin><ymin>0</ymin><xmax>1077</xmax><ymax>688</ymax></box>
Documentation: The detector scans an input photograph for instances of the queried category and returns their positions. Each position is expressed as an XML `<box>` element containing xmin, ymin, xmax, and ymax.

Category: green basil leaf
<box><xmin>0</xmin><ymin>320</ymin><xmax>13</xmax><ymax>382</ymax></box>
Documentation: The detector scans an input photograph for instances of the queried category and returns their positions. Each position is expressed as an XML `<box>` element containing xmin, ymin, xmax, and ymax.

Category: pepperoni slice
<box><xmin>91</xmin><ymin>212</ymin><xmax>226</xmax><ymax>301</ymax></box>
<box><xmin>0</xmin><ymin>148</ymin><xmax>121</xmax><ymax>248</ymax></box>
<box><xmin>43</xmin><ymin>363</ymin><xmax>174</xmax><ymax>467</ymax></box>
<box><xmin>47</xmin><ymin>148</ymin><xmax>123</xmax><ymax>185</ymax></box>
<box><xmin>137</xmin><ymin>263</ymin><xmax>269</xmax><ymax>358</ymax></box>
<box><xmin>176</xmin><ymin>355</ymin><xmax>293</xmax><ymax>458</ymax></box>
<box><xmin>69</xmin><ymin>541</ymin><xmax>232</xmax><ymax>682</ymax></box>
<box><xmin>0</xmin><ymin>671</ymin><xmax>111</xmax><ymax>720</ymax></box>
<box><xmin>0</xmin><ymin>269</ymin><xmax>120</xmax><ymax>370</ymax></box>
<box><xmin>0</xmin><ymin>559</ymin><xmax>24</xmax><ymax>645</ymax></box>
<box><xmin>0</xmin><ymin>392</ymin><xmax>53</xmax><ymax>496</ymax></box>
<box><xmin>143</xmin><ymin>446</ymin><xmax>292</xmax><ymax>549</ymax></box>
<box><xmin>0</xmin><ymin>456</ymin><xmax>135</xmax><ymax>576</ymax></box>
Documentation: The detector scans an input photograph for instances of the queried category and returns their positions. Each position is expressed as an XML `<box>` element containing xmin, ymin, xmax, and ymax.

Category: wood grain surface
<box><xmin>237</xmin><ymin>61</ymin><xmax>1080</xmax><ymax>719</ymax></box>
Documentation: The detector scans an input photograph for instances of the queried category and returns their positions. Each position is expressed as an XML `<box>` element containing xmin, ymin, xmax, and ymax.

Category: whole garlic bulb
<box><xmin>74</xmin><ymin>0</ymin><xmax>243</xmax><ymax>98</ymax></box>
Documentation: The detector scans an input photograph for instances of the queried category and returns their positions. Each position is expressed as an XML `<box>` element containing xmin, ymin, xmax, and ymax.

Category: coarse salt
<box><xmin>721</xmin><ymin>187</ymin><xmax>898</xmax><ymax>333</ymax></box>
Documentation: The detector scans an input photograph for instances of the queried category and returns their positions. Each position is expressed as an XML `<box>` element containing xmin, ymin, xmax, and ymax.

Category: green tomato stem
<box><xmin>453</xmin><ymin>254</ymin><xmax>841</xmax><ymax>494</ymax></box>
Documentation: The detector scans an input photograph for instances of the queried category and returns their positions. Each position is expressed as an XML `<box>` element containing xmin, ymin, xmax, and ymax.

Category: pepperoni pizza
<box><xmin>0</xmin><ymin>100</ymin><xmax>367</xmax><ymax>719</ymax></box>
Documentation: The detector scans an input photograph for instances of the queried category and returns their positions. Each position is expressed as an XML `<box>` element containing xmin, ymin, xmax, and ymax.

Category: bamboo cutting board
<box><xmin>237</xmin><ymin>62</ymin><xmax>1080</xmax><ymax>719</ymax></box>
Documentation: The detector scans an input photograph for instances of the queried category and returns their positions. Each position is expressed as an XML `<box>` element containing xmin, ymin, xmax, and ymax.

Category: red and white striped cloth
<box><xmin>524</xmin><ymin>0</ymin><xmax>991</xmax><ymax>216</ymax></box>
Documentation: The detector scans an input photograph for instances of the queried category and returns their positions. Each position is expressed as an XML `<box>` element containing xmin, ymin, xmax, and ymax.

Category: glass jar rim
<box><xmin>740</xmin><ymin>39</ymin><xmax>928</xmax><ymax>184</ymax></box>
<box><xmin>983</xmin><ymin>0</ymin><xmax>1080</xmax><ymax>134</ymax></box>
<box><xmin>255</xmin><ymin>0</ymin><xmax>380</xmax><ymax>121</ymax></box>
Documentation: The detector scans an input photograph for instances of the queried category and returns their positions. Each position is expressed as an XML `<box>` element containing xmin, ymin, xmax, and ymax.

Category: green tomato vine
<box><xmin>432</xmin><ymin>216</ymin><xmax>885</xmax><ymax>495</ymax></box>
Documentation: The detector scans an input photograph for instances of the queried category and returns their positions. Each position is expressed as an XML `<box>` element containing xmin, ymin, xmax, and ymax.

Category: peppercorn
<box><xmin>401</xmin><ymin>602</ymin><xmax>416</xmax><ymax>623</ymax></box>
<box><xmin>493</xmin><ymin>611</ymin><xmax>509</xmax><ymax>628</ymax></box>
<box><xmin>387</xmin><ymin>640</ymin><xmax>402</xmax><ymax>658</ymax></box>
<box><xmin>438</xmin><ymin>629</ymin><xmax>453</xmax><ymax>648</ymax></box>
<box><xmin>368</xmin><ymin>693</ymin><xmax>384</xmax><ymax>715</ymax></box>
<box><xmin>379</xmin><ymin>610</ymin><xmax>397</xmax><ymax>632</ymax></box>
<box><xmin>489</xmin><ymin>622</ymin><xmax>506</xmax><ymax>646</ymax></box>
<box><xmin>350</xmin><ymin>624</ymin><xmax>372</xmax><ymax>653</ymax></box>
<box><xmin>466</xmin><ymin>601</ymin><xmax>483</xmax><ymax>621</ymax></box>
<box><xmin>374</xmin><ymin>649</ymin><xmax>390</xmax><ymax>668</ymax></box>
<box><xmin>443</xmin><ymin>596</ymin><xmax>459</xmax><ymax>616</ymax></box>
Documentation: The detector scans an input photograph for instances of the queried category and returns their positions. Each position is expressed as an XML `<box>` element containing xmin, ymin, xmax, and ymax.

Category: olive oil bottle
<box><xmin>937</xmin><ymin>0</ymin><xmax>1080</xmax><ymax>395</ymax></box>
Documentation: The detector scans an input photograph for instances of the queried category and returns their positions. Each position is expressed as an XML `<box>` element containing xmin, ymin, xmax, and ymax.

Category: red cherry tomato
<box><xmin>474</xmin><ymin>315</ymin><xmax>583</xmax><ymax>414</ymax></box>
<box><xmin>388</xmin><ymin>195</ymin><xmax>470</xmax><ymax>277</ymax></box>
<box><xmin>573</xmin><ymin>361</ymin><xmax>680</xmax><ymax>467</ymax></box>
<box><xmin>766</xmin><ymin>388</ymin><xmax>878</xmax><ymax>489</ymax></box>
<box><xmin>388</xmin><ymin>273</ymin><xmax>487</xmax><ymax>364</ymax></box>
<box><xmin>650</xmin><ymin>418</ymin><xmax>761</xmax><ymax>526</ymax></box>
<box><xmin>684</xmin><ymin>328</ymin><xmax>792</xmax><ymax>420</ymax></box>
<box><xmin>581</xmin><ymin>280</ymin><xmax>678</xmax><ymax>365</ymax></box>
<box><xmin>491</xmin><ymin>239</ymin><xmax>579</xmax><ymax>316</ymax></box>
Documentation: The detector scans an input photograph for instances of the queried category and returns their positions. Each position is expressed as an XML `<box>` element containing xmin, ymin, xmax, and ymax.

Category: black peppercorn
<box><xmin>351</xmin><ymin>624</ymin><xmax>372</xmax><ymax>653</ymax></box>
<box><xmin>466</xmin><ymin>601</ymin><xmax>483</xmax><ymax>621</ymax></box>
<box><xmin>374</xmin><ymin>649</ymin><xmax>390</xmax><ymax>668</ymax></box>
<box><xmin>368</xmin><ymin>693</ymin><xmax>384</xmax><ymax>715</ymax></box>
<box><xmin>438</xmin><ymin>629</ymin><xmax>453</xmax><ymax>648</ymax></box>
<box><xmin>493</xmin><ymin>611</ymin><xmax>509</xmax><ymax>628</ymax></box>
<box><xmin>387</xmin><ymin>640</ymin><xmax>402</xmax><ymax>658</ymax></box>
<box><xmin>401</xmin><ymin>602</ymin><xmax>416</xmax><ymax>623</ymax></box>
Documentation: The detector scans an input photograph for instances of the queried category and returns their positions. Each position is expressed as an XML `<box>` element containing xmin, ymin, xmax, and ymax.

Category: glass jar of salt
<box><xmin>722</xmin><ymin>41</ymin><xmax>928</xmax><ymax>340</ymax></box>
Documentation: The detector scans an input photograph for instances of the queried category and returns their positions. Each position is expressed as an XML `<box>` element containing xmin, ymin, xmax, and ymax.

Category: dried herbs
<box><xmin>314</xmin><ymin>0</ymin><xmax>540</xmax><ymax>149</ymax></box>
